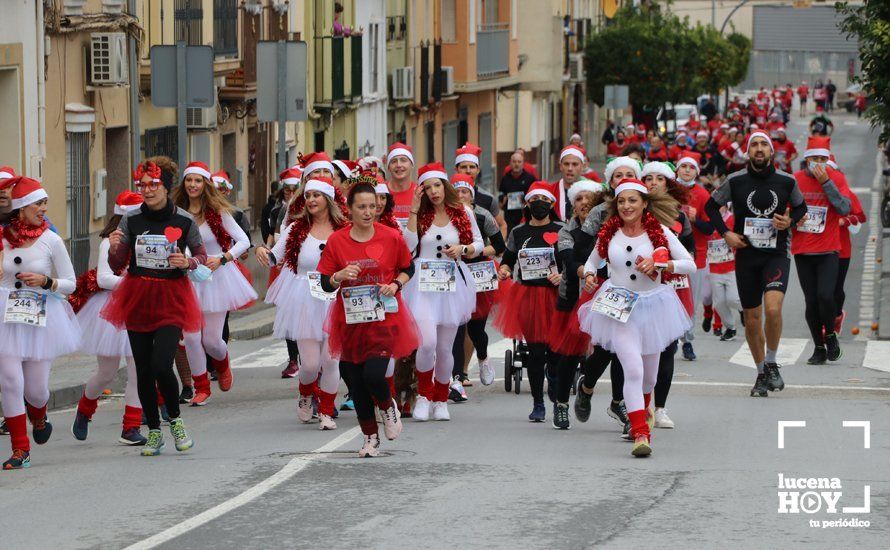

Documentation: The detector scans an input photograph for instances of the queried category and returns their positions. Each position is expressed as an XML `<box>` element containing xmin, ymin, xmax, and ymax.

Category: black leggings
<box><xmin>340</xmin><ymin>358</ymin><xmax>391</xmax><ymax>435</ymax></box>
<box><xmin>128</xmin><ymin>326</ymin><xmax>183</xmax><ymax>430</ymax></box>
<box><xmin>451</xmin><ymin>319</ymin><xmax>492</xmax><ymax>378</ymax></box>
<box><xmin>286</xmin><ymin>339</ymin><xmax>300</xmax><ymax>362</ymax></box>
<box><xmin>526</xmin><ymin>342</ymin><xmax>551</xmax><ymax>404</ymax></box>
<box><xmin>834</xmin><ymin>257</ymin><xmax>851</xmax><ymax>316</ymax></box>
<box><xmin>579</xmin><ymin>346</ymin><xmax>623</xmax><ymax>402</ymax></box>
<box><xmin>654</xmin><ymin>340</ymin><xmax>678</xmax><ymax>408</ymax></box>
<box><xmin>556</xmin><ymin>355</ymin><xmax>581</xmax><ymax>404</ymax></box>
<box><xmin>795</xmin><ymin>253</ymin><xmax>839</xmax><ymax>344</ymax></box>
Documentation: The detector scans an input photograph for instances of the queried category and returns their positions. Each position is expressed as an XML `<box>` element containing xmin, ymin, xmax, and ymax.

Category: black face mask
<box><xmin>529</xmin><ymin>201</ymin><xmax>551</xmax><ymax>220</ymax></box>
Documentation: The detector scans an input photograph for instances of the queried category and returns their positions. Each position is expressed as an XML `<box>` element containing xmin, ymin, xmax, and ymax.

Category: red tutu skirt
<box><xmin>676</xmin><ymin>287</ymin><xmax>693</xmax><ymax>317</ymax></box>
<box><xmin>324</xmin><ymin>295</ymin><xmax>420</xmax><ymax>364</ymax></box>
<box><xmin>493</xmin><ymin>283</ymin><xmax>557</xmax><ymax>344</ymax></box>
<box><xmin>472</xmin><ymin>276</ymin><xmax>513</xmax><ymax>320</ymax></box>
<box><xmin>549</xmin><ymin>291</ymin><xmax>594</xmax><ymax>356</ymax></box>
<box><xmin>101</xmin><ymin>275</ymin><xmax>204</xmax><ymax>333</ymax></box>
<box><xmin>235</xmin><ymin>260</ymin><xmax>256</xmax><ymax>311</ymax></box>
<box><xmin>267</xmin><ymin>265</ymin><xmax>282</xmax><ymax>288</ymax></box>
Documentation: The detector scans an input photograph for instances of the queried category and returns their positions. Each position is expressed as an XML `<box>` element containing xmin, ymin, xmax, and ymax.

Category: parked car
<box><xmin>657</xmin><ymin>103</ymin><xmax>697</xmax><ymax>139</ymax></box>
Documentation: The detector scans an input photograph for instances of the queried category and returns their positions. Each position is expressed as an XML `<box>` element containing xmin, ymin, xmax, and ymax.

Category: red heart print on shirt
<box><xmin>365</xmin><ymin>243</ymin><xmax>384</xmax><ymax>261</ymax></box>
<box><xmin>164</xmin><ymin>226</ymin><xmax>183</xmax><ymax>243</ymax></box>
<box><xmin>543</xmin><ymin>232</ymin><xmax>559</xmax><ymax>245</ymax></box>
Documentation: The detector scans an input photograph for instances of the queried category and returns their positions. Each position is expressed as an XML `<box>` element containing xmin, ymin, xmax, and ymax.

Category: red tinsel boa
<box><xmin>596</xmin><ymin>210</ymin><xmax>668</xmax><ymax>262</ymax></box>
<box><xmin>417</xmin><ymin>204</ymin><xmax>473</xmax><ymax>246</ymax></box>
<box><xmin>378</xmin><ymin>210</ymin><xmax>400</xmax><ymax>230</ymax></box>
<box><xmin>2</xmin><ymin>218</ymin><xmax>50</xmax><ymax>249</ymax></box>
<box><xmin>68</xmin><ymin>252</ymin><xmax>129</xmax><ymax>314</ymax></box>
<box><xmin>205</xmin><ymin>208</ymin><xmax>233</xmax><ymax>252</ymax></box>
<box><xmin>282</xmin><ymin>202</ymin><xmax>350</xmax><ymax>272</ymax></box>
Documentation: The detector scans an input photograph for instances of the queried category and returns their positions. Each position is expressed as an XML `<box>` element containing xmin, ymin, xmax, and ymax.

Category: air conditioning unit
<box><xmin>392</xmin><ymin>67</ymin><xmax>414</xmax><ymax>100</ymax></box>
<box><xmin>186</xmin><ymin>107</ymin><xmax>217</xmax><ymax>129</ymax></box>
<box><xmin>568</xmin><ymin>53</ymin><xmax>584</xmax><ymax>82</ymax></box>
<box><xmin>90</xmin><ymin>33</ymin><xmax>128</xmax><ymax>86</ymax></box>
<box><xmin>441</xmin><ymin>66</ymin><xmax>455</xmax><ymax>96</ymax></box>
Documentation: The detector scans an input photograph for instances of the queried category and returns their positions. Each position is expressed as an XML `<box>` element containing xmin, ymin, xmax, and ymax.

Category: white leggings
<box><xmin>85</xmin><ymin>356</ymin><xmax>141</xmax><ymax>408</ymax></box>
<box><xmin>183</xmin><ymin>311</ymin><xmax>229</xmax><ymax>376</ymax></box>
<box><xmin>0</xmin><ymin>357</ymin><xmax>52</xmax><ymax>417</ymax></box>
<box><xmin>416</xmin><ymin>323</ymin><xmax>459</xmax><ymax>386</ymax></box>
<box><xmin>709</xmin><ymin>271</ymin><xmax>742</xmax><ymax>330</ymax></box>
<box><xmin>297</xmin><ymin>338</ymin><xmax>340</xmax><ymax>394</ymax></box>
<box><xmin>611</xmin><ymin>324</ymin><xmax>660</xmax><ymax>413</ymax></box>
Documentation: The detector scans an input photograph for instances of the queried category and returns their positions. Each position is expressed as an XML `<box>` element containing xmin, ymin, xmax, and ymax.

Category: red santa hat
<box><xmin>211</xmin><ymin>170</ymin><xmax>233</xmax><ymax>190</ymax></box>
<box><xmin>676</xmin><ymin>151</ymin><xmax>702</xmax><ymax>174</ymax></box>
<box><xmin>560</xmin><ymin>145</ymin><xmax>587</xmax><ymax>163</ymax></box>
<box><xmin>374</xmin><ymin>183</ymin><xmax>390</xmax><ymax>195</ymax></box>
<box><xmin>358</xmin><ymin>155</ymin><xmax>384</xmax><ymax>172</ymax></box>
<box><xmin>417</xmin><ymin>162</ymin><xmax>448</xmax><ymax>185</ymax></box>
<box><xmin>455</xmin><ymin>142</ymin><xmax>482</xmax><ymax>167</ymax></box>
<box><xmin>827</xmin><ymin>154</ymin><xmax>839</xmax><ymax>170</ymax></box>
<box><xmin>450</xmin><ymin>173</ymin><xmax>476</xmax><ymax>196</ymax></box>
<box><xmin>300</xmin><ymin>151</ymin><xmax>335</xmax><ymax>176</ymax></box>
<box><xmin>804</xmin><ymin>135</ymin><xmax>831</xmax><ymax>159</ymax></box>
<box><xmin>525</xmin><ymin>181</ymin><xmax>557</xmax><ymax>202</ymax></box>
<box><xmin>614</xmin><ymin>178</ymin><xmax>649</xmax><ymax>197</ymax></box>
<box><xmin>696</xmin><ymin>130</ymin><xmax>709</xmax><ymax>140</ymax></box>
<box><xmin>775</xmin><ymin>126</ymin><xmax>787</xmax><ymax>135</ymax></box>
<box><xmin>0</xmin><ymin>176</ymin><xmax>48</xmax><ymax>210</ymax></box>
<box><xmin>747</xmin><ymin>131</ymin><xmax>774</xmax><ymax>153</ymax></box>
<box><xmin>279</xmin><ymin>168</ymin><xmax>302</xmax><ymax>187</ymax></box>
<box><xmin>182</xmin><ymin>161</ymin><xmax>212</xmax><ymax>181</ymax></box>
<box><xmin>332</xmin><ymin>159</ymin><xmax>357</xmax><ymax>179</ymax></box>
<box><xmin>635</xmin><ymin>124</ymin><xmax>646</xmax><ymax>135</ymax></box>
<box><xmin>583</xmin><ymin>168</ymin><xmax>602</xmax><ymax>182</ymax></box>
<box><xmin>567</xmin><ymin>179</ymin><xmax>604</xmax><ymax>204</ymax></box>
<box><xmin>114</xmin><ymin>190</ymin><xmax>144</xmax><ymax>215</ymax></box>
<box><xmin>303</xmin><ymin>176</ymin><xmax>336</xmax><ymax>199</ymax></box>
<box><xmin>387</xmin><ymin>142</ymin><xmax>415</xmax><ymax>165</ymax></box>
<box><xmin>641</xmin><ymin>161</ymin><xmax>676</xmax><ymax>181</ymax></box>
<box><xmin>0</xmin><ymin>166</ymin><xmax>16</xmax><ymax>180</ymax></box>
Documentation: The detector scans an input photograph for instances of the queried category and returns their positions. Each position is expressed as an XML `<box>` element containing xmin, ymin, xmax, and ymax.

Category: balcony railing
<box><xmin>314</xmin><ymin>35</ymin><xmax>362</xmax><ymax>107</ymax></box>
<box><xmin>476</xmin><ymin>24</ymin><xmax>509</xmax><ymax>78</ymax></box>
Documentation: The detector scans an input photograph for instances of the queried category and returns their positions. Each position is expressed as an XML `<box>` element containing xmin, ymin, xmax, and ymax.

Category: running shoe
<box><xmin>0</xmin><ymin>419</ymin><xmax>9</xmax><ymax>435</ymax></box>
<box><xmin>702</xmin><ymin>316</ymin><xmax>712</xmax><ymax>333</ymax></box>
<box><xmin>381</xmin><ymin>399</ymin><xmax>402</xmax><ymax>440</ymax></box>
<box><xmin>460</xmin><ymin>373</ymin><xmax>473</xmax><ymax>387</ymax></box>
<box><xmin>607</xmin><ymin>400</ymin><xmax>629</xmax><ymax>425</ymax></box>
<box><xmin>297</xmin><ymin>395</ymin><xmax>314</xmax><ymax>423</ymax></box>
<box><xmin>834</xmin><ymin>310</ymin><xmax>847</xmax><ymax>334</ymax></box>
<box><xmin>413</xmin><ymin>396</ymin><xmax>431</xmax><ymax>422</ymax></box>
<box><xmin>750</xmin><ymin>373</ymin><xmax>769</xmax><ymax>397</ymax></box>
<box><xmin>682</xmin><ymin>342</ymin><xmax>697</xmax><ymax>361</ymax></box>
<box><xmin>169</xmin><ymin>418</ymin><xmax>193</xmax><ymax>452</ymax></box>
<box><xmin>765</xmin><ymin>363</ymin><xmax>785</xmax><ymax>391</ymax></box>
<box><xmin>552</xmin><ymin>403</ymin><xmax>570</xmax><ymax>430</ymax></box>
<box><xmin>713</xmin><ymin>327</ymin><xmax>723</xmax><ymax>338</ymax></box>
<box><xmin>318</xmin><ymin>414</ymin><xmax>337</xmax><ymax>431</ymax></box>
<box><xmin>340</xmin><ymin>396</ymin><xmax>355</xmax><ymax>411</ymax></box>
<box><xmin>179</xmin><ymin>385</ymin><xmax>194</xmax><ymax>404</ymax></box>
<box><xmin>3</xmin><ymin>449</ymin><xmax>30</xmax><ymax>470</ymax></box>
<box><xmin>358</xmin><ymin>434</ymin><xmax>380</xmax><ymax>458</ymax></box>
<box><xmin>141</xmin><ymin>429</ymin><xmax>165</xmax><ymax>456</ymax></box>
<box><xmin>449</xmin><ymin>377</ymin><xmax>468</xmax><ymax>403</ymax></box>
<box><xmin>573</xmin><ymin>380</ymin><xmax>592</xmax><ymax>423</ymax></box>
<box><xmin>654</xmin><ymin>408</ymin><xmax>675</xmax><ymax>429</ymax></box>
<box><xmin>32</xmin><ymin>417</ymin><xmax>52</xmax><ymax>445</ymax></box>
<box><xmin>119</xmin><ymin>428</ymin><xmax>147</xmax><ymax>446</ymax></box>
<box><xmin>621</xmin><ymin>421</ymin><xmax>632</xmax><ymax>440</ymax></box>
<box><xmin>431</xmin><ymin>401</ymin><xmax>451</xmax><ymax>421</ymax></box>
<box><xmin>807</xmin><ymin>346</ymin><xmax>827</xmax><ymax>365</ymax></box>
<box><xmin>280</xmin><ymin>360</ymin><xmax>299</xmax><ymax>379</ymax></box>
<box><xmin>190</xmin><ymin>391</ymin><xmax>210</xmax><ymax>407</ymax></box>
<box><xmin>160</xmin><ymin>404</ymin><xmax>171</xmax><ymax>423</ymax></box>
<box><xmin>632</xmin><ymin>435</ymin><xmax>652</xmax><ymax>457</ymax></box>
<box><xmin>479</xmin><ymin>358</ymin><xmax>495</xmax><ymax>386</ymax></box>
<box><xmin>825</xmin><ymin>333</ymin><xmax>843</xmax><ymax>361</ymax></box>
<box><xmin>71</xmin><ymin>412</ymin><xmax>90</xmax><ymax>441</ymax></box>
<box><xmin>720</xmin><ymin>328</ymin><xmax>737</xmax><ymax>341</ymax></box>
<box><xmin>528</xmin><ymin>401</ymin><xmax>546</xmax><ymax>423</ymax></box>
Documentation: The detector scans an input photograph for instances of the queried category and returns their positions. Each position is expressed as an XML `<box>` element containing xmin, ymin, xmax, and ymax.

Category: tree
<box><xmin>725</xmin><ymin>32</ymin><xmax>752</xmax><ymax>87</ymax></box>
<box><xmin>837</xmin><ymin>1</ymin><xmax>890</xmax><ymax>141</ymax></box>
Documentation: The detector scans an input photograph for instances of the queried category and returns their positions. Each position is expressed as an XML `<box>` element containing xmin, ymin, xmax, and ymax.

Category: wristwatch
<box><xmin>220</xmin><ymin>255</ymin><xmax>228</xmax><ymax>265</ymax></box>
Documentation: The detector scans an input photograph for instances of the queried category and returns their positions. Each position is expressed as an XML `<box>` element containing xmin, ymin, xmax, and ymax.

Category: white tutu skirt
<box><xmin>76</xmin><ymin>291</ymin><xmax>132</xmax><ymax>357</ymax></box>
<box><xmin>0</xmin><ymin>288</ymin><xmax>83</xmax><ymax>361</ymax></box>
<box><xmin>403</xmin><ymin>260</ymin><xmax>476</xmax><ymax>327</ymax></box>
<box><xmin>193</xmin><ymin>261</ymin><xmax>258</xmax><ymax>313</ymax></box>
<box><xmin>577</xmin><ymin>282</ymin><xmax>692</xmax><ymax>356</ymax></box>
<box><xmin>264</xmin><ymin>268</ymin><xmax>331</xmax><ymax>341</ymax></box>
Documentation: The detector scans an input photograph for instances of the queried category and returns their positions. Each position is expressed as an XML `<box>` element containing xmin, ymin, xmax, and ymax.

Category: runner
<box><xmin>403</xmin><ymin>163</ymin><xmax>483</xmax><ymax>422</ymax></box>
<box><xmin>0</xmin><ymin>176</ymin><xmax>81</xmax><ymax>469</ymax></box>
<box><xmin>69</xmin><ymin>191</ymin><xmax>146</xmax><ymax>445</ymax></box>
<box><xmin>385</xmin><ymin>142</ymin><xmax>417</xmax><ymax>226</ymax></box>
<box><xmin>552</xmin><ymin>146</ymin><xmax>586</xmax><ymax>221</ymax></box>
<box><xmin>317</xmin><ymin>182</ymin><xmax>416</xmax><ymax>457</ymax></box>
<box><xmin>704</xmin><ymin>132</ymin><xmax>808</xmax><ymax>397</ymax></box>
<box><xmin>706</xmin><ymin>204</ymin><xmax>742</xmax><ymax>343</ymax></box>
<box><xmin>102</xmin><ymin>157</ymin><xmax>202</xmax><ymax>456</ymax></box>
<box><xmin>455</xmin><ymin>142</ymin><xmax>506</xmax><ymax>234</ymax></box>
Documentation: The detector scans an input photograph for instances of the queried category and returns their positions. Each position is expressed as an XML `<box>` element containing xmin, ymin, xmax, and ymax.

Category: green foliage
<box><xmin>585</xmin><ymin>5</ymin><xmax>750</xmax><ymax>109</ymax></box>
<box><xmin>837</xmin><ymin>1</ymin><xmax>890</xmax><ymax>142</ymax></box>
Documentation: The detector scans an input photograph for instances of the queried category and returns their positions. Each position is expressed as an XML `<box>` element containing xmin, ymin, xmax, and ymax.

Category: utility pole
<box><xmin>127</xmin><ymin>0</ymin><xmax>140</xmax><ymax>172</ymax></box>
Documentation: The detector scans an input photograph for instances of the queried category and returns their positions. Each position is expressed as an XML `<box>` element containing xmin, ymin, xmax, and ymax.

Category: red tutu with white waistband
<box><xmin>548</xmin><ymin>290</ymin><xmax>594</xmax><ymax>356</ymax></box>
<box><xmin>493</xmin><ymin>283</ymin><xmax>557</xmax><ymax>344</ymax></box>
<box><xmin>324</xmin><ymin>293</ymin><xmax>420</xmax><ymax>363</ymax></box>
<box><xmin>101</xmin><ymin>274</ymin><xmax>204</xmax><ymax>333</ymax></box>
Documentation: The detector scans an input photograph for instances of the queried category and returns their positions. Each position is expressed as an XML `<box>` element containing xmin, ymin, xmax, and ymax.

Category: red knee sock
<box><xmin>714</xmin><ymin>310</ymin><xmax>723</xmax><ymax>330</ymax></box>
<box><xmin>433</xmin><ymin>380</ymin><xmax>450</xmax><ymax>403</ymax></box>
<box><xmin>25</xmin><ymin>403</ymin><xmax>47</xmax><ymax>427</ymax></box>
<box><xmin>358</xmin><ymin>417</ymin><xmax>379</xmax><ymax>436</ymax></box>
<box><xmin>415</xmin><ymin>368</ymin><xmax>434</xmax><ymax>400</ymax></box>
<box><xmin>122</xmin><ymin>406</ymin><xmax>142</xmax><ymax>431</ymax></box>
<box><xmin>298</xmin><ymin>380</ymin><xmax>318</xmax><ymax>398</ymax></box>
<box><xmin>387</xmin><ymin>376</ymin><xmax>396</xmax><ymax>398</ymax></box>
<box><xmin>644</xmin><ymin>392</ymin><xmax>651</xmax><ymax>410</ymax></box>
<box><xmin>192</xmin><ymin>372</ymin><xmax>211</xmax><ymax>394</ymax></box>
<box><xmin>627</xmin><ymin>409</ymin><xmax>650</xmax><ymax>439</ymax></box>
<box><xmin>703</xmin><ymin>304</ymin><xmax>713</xmax><ymax>319</ymax></box>
<box><xmin>5</xmin><ymin>415</ymin><xmax>30</xmax><ymax>452</ymax></box>
<box><xmin>211</xmin><ymin>354</ymin><xmax>231</xmax><ymax>374</ymax></box>
<box><xmin>77</xmin><ymin>393</ymin><xmax>99</xmax><ymax>420</ymax></box>
<box><xmin>317</xmin><ymin>390</ymin><xmax>337</xmax><ymax>417</ymax></box>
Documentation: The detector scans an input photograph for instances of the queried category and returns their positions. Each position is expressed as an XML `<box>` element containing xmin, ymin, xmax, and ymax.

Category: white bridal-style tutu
<box><xmin>192</xmin><ymin>261</ymin><xmax>258</xmax><ymax>313</ymax></box>
<box><xmin>402</xmin><ymin>259</ymin><xmax>476</xmax><ymax>327</ymax></box>
<box><xmin>76</xmin><ymin>291</ymin><xmax>132</xmax><ymax>357</ymax></box>
<box><xmin>0</xmin><ymin>287</ymin><xmax>83</xmax><ymax>361</ymax></box>
<box><xmin>577</xmin><ymin>281</ymin><xmax>692</xmax><ymax>355</ymax></box>
<box><xmin>265</xmin><ymin>267</ymin><xmax>333</xmax><ymax>341</ymax></box>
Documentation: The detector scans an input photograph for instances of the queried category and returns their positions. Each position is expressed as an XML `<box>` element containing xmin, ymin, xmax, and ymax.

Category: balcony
<box><xmin>476</xmin><ymin>24</ymin><xmax>509</xmax><ymax>78</ymax></box>
<box><xmin>314</xmin><ymin>35</ymin><xmax>362</xmax><ymax>108</ymax></box>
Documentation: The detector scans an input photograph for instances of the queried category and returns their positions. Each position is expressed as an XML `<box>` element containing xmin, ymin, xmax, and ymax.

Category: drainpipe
<box><xmin>36</xmin><ymin>0</ymin><xmax>47</xmax><ymax>173</ymax></box>
<box><xmin>513</xmin><ymin>90</ymin><xmax>519</xmax><ymax>150</ymax></box>
<box><xmin>128</xmin><ymin>0</ymin><xmax>140</xmax><ymax>168</ymax></box>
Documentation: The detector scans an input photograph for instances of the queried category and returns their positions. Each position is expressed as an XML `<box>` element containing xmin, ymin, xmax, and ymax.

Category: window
<box><xmin>441</xmin><ymin>0</ymin><xmax>456</xmax><ymax>42</ymax></box>
<box><xmin>482</xmin><ymin>0</ymin><xmax>498</xmax><ymax>25</ymax></box>
<box><xmin>369</xmin><ymin>23</ymin><xmax>380</xmax><ymax>94</ymax></box>
<box><xmin>387</xmin><ymin>15</ymin><xmax>406</xmax><ymax>42</ymax></box>
<box><xmin>66</xmin><ymin>132</ymin><xmax>91</xmax><ymax>274</ymax></box>
<box><xmin>174</xmin><ymin>0</ymin><xmax>204</xmax><ymax>45</ymax></box>
<box><xmin>213</xmin><ymin>0</ymin><xmax>238</xmax><ymax>57</ymax></box>
<box><xmin>143</xmin><ymin>126</ymin><xmax>179</xmax><ymax>165</ymax></box>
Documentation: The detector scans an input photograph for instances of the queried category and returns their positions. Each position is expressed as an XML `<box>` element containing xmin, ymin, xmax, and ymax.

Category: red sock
<box><xmin>387</xmin><ymin>376</ymin><xmax>396</xmax><ymax>398</ymax></box>
<box><xmin>703</xmin><ymin>304</ymin><xmax>713</xmax><ymax>319</ymax></box>
<box><xmin>298</xmin><ymin>381</ymin><xmax>318</xmax><ymax>398</ymax></box>
<box><xmin>358</xmin><ymin>417</ymin><xmax>379</xmax><ymax>436</ymax></box>
<box><xmin>714</xmin><ymin>310</ymin><xmax>723</xmax><ymax>330</ymax></box>
<box><xmin>25</xmin><ymin>403</ymin><xmax>47</xmax><ymax>426</ymax></box>
<box><xmin>433</xmin><ymin>380</ymin><xmax>450</xmax><ymax>403</ymax></box>
<box><xmin>627</xmin><ymin>409</ymin><xmax>650</xmax><ymax>439</ymax></box>
<box><xmin>415</xmin><ymin>368</ymin><xmax>434</xmax><ymax>399</ymax></box>
<box><xmin>192</xmin><ymin>372</ymin><xmax>211</xmax><ymax>394</ymax></box>
<box><xmin>211</xmin><ymin>353</ymin><xmax>231</xmax><ymax>374</ymax></box>
<box><xmin>5</xmin><ymin>415</ymin><xmax>30</xmax><ymax>452</ymax></box>
<box><xmin>122</xmin><ymin>406</ymin><xmax>142</xmax><ymax>431</ymax></box>
<box><xmin>77</xmin><ymin>393</ymin><xmax>99</xmax><ymax>419</ymax></box>
<box><xmin>644</xmin><ymin>393</ymin><xmax>651</xmax><ymax>410</ymax></box>
<box><xmin>317</xmin><ymin>390</ymin><xmax>337</xmax><ymax>417</ymax></box>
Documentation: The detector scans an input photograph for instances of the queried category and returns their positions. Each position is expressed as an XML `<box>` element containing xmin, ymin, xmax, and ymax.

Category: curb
<box><xmin>229</xmin><ymin>307</ymin><xmax>276</xmax><ymax>341</ymax></box>
<box><xmin>46</xmin><ymin>369</ymin><xmax>128</xmax><ymax>413</ymax></box>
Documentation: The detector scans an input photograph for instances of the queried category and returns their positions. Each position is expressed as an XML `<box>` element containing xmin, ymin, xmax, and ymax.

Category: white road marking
<box><xmin>231</xmin><ymin>342</ymin><xmax>290</xmax><ymax>370</ymax></box>
<box><xmin>855</xmin><ymin>152</ymin><xmax>882</xmax><ymax>341</ymax></box>
<box><xmin>843</xmin><ymin>120</ymin><xmax>858</xmax><ymax>126</ymax></box>
<box><xmin>849</xmin><ymin>187</ymin><xmax>872</xmax><ymax>195</ymax></box>
<box><xmin>862</xmin><ymin>341</ymin><xmax>890</xmax><ymax>373</ymax></box>
<box><xmin>729</xmin><ymin>338</ymin><xmax>809</xmax><ymax>368</ymax></box>
<box><xmin>125</xmin><ymin>426</ymin><xmax>362</xmax><ymax>550</ymax></box>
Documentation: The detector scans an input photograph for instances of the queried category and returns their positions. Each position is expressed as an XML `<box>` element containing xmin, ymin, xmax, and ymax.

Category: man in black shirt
<box><xmin>499</xmin><ymin>151</ymin><xmax>535</xmax><ymax>233</ymax></box>
<box><xmin>705</xmin><ymin>132</ymin><xmax>808</xmax><ymax>398</ymax></box>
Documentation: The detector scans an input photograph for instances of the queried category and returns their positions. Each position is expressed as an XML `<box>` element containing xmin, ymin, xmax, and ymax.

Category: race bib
<box><xmin>743</xmin><ymin>217</ymin><xmax>777</xmax><ymax>249</ymax></box>
<box><xmin>665</xmin><ymin>274</ymin><xmax>690</xmax><ymax>289</ymax></box>
<box><xmin>518</xmin><ymin>247</ymin><xmax>556</xmax><ymax>281</ymax></box>
<box><xmin>799</xmin><ymin>205</ymin><xmax>828</xmax><ymax>234</ymax></box>
<box><xmin>342</xmin><ymin>285</ymin><xmax>384</xmax><ymax>324</ymax></box>
<box><xmin>419</xmin><ymin>259</ymin><xmax>457</xmax><ymax>292</ymax></box>
<box><xmin>307</xmin><ymin>271</ymin><xmax>337</xmax><ymax>302</ymax></box>
<box><xmin>507</xmin><ymin>191</ymin><xmax>524</xmax><ymax>211</ymax></box>
<box><xmin>135</xmin><ymin>234</ymin><xmax>176</xmax><ymax>270</ymax></box>
<box><xmin>707</xmin><ymin>239</ymin><xmax>734</xmax><ymax>264</ymax></box>
<box><xmin>467</xmin><ymin>260</ymin><xmax>498</xmax><ymax>293</ymax></box>
<box><xmin>4</xmin><ymin>290</ymin><xmax>47</xmax><ymax>327</ymax></box>
<box><xmin>591</xmin><ymin>286</ymin><xmax>639</xmax><ymax>324</ymax></box>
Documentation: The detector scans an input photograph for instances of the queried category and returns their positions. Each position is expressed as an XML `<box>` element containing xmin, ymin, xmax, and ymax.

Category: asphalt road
<box><xmin>2</xmin><ymin>112</ymin><xmax>888</xmax><ymax>549</ymax></box>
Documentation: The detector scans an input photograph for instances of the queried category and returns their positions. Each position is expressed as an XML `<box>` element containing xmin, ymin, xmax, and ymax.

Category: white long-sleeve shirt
<box><xmin>270</xmin><ymin>223</ymin><xmax>326</xmax><ymax>275</ymax></box>
<box><xmin>403</xmin><ymin>205</ymin><xmax>484</xmax><ymax>260</ymax></box>
<box><xmin>96</xmin><ymin>238</ymin><xmax>123</xmax><ymax>290</ymax></box>
<box><xmin>199</xmin><ymin>212</ymin><xmax>251</xmax><ymax>259</ymax></box>
<box><xmin>584</xmin><ymin>224</ymin><xmax>696</xmax><ymax>293</ymax></box>
<box><xmin>1</xmin><ymin>230</ymin><xmax>77</xmax><ymax>295</ymax></box>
